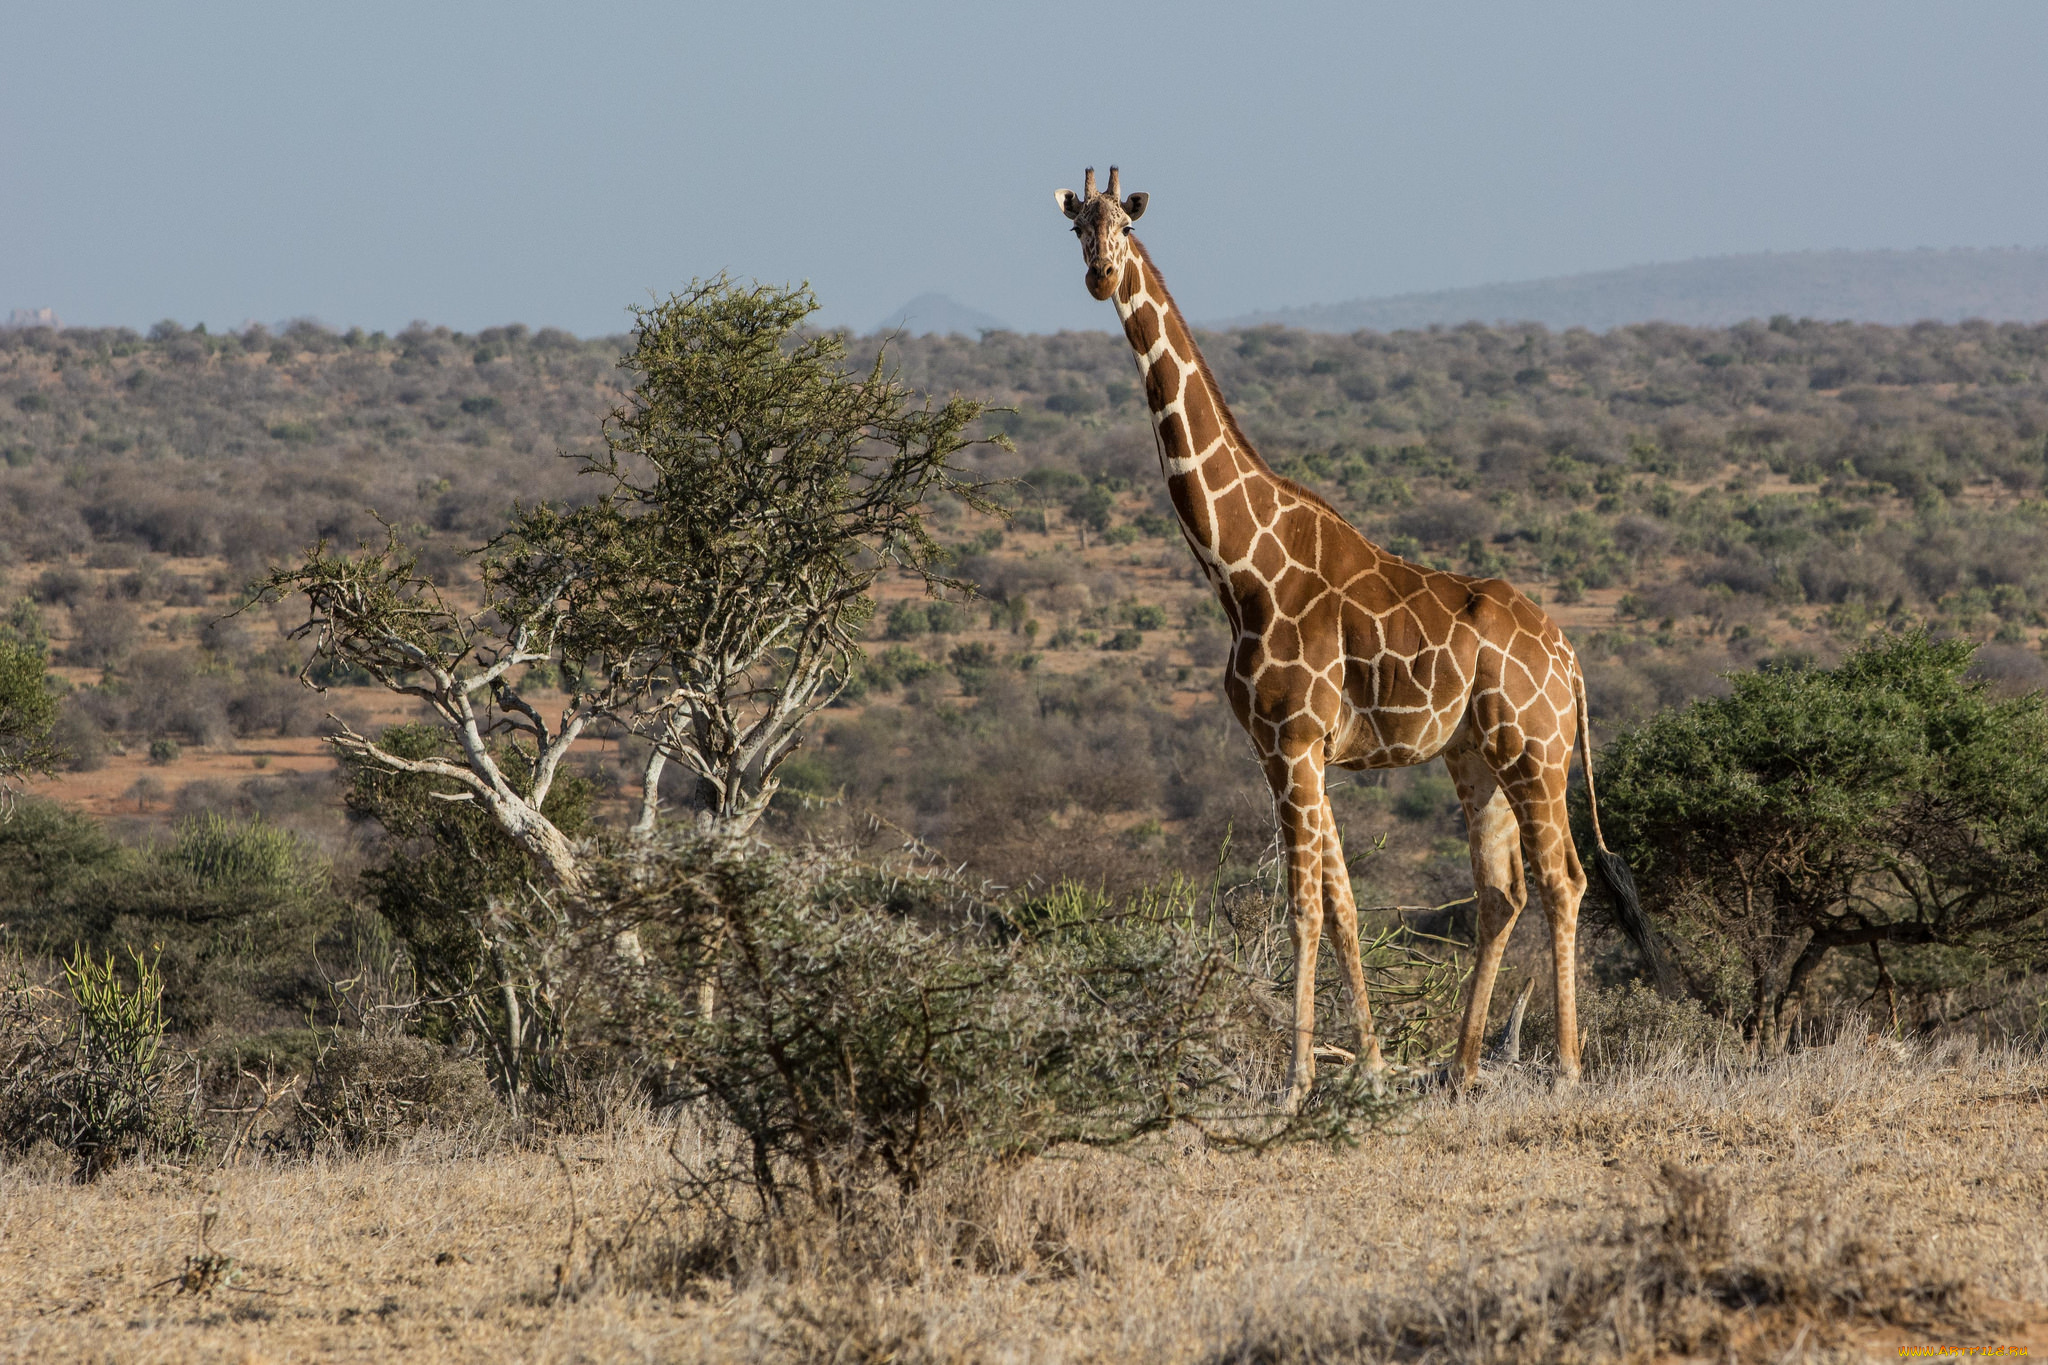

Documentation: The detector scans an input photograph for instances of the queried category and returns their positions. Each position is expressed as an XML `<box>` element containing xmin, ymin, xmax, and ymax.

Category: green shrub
<box><xmin>4</xmin><ymin>808</ymin><xmax>342</xmax><ymax>1038</ymax></box>
<box><xmin>1066</xmin><ymin>484</ymin><xmax>1115</xmax><ymax>533</ymax></box>
<box><xmin>949</xmin><ymin>642</ymin><xmax>999</xmax><ymax>695</ymax></box>
<box><xmin>884</xmin><ymin>601</ymin><xmax>928</xmax><ymax>639</ymax></box>
<box><xmin>147</xmin><ymin>736</ymin><xmax>180</xmax><ymax>765</ymax></box>
<box><xmin>924</xmin><ymin>601</ymin><xmax>969</xmax><ymax>635</ymax></box>
<box><xmin>165</xmin><ymin>812</ymin><xmax>302</xmax><ymax>889</ymax></box>
<box><xmin>1</xmin><ymin>628</ymin><xmax>61</xmax><ymax>788</ymax></box>
<box><xmin>343</xmin><ymin>724</ymin><xmax>594</xmax><ymax>1100</ymax></box>
<box><xmin>860</xmin><ymin>645</ymin><xmax>941</xmax><ymax>691</ymax></box>
<box><xmin>1394</xmin><ymin>772</ymin><xmax>1456</xmax><ymax>822</ymax></box>
<box><xmin>0</xmin><ymin>799</ymin><xmax>124</xmax><ymax>906</ymax></box>
<box><xmin>1134</xmin><ymin>513</ymin><xmax>1173</xmax><ymax>538</ymax></box>
<box><xmin>1593</xmin><ymin>633</ymin><xmax>2048</xmax><ymax>1048</ymax></box>
<box><xmin>1127</xmin><ymin>603</ymin><xmax>1168</xmax><ymax>631</ymax></box>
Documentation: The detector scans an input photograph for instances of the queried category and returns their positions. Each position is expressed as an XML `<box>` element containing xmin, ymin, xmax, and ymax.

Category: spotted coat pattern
<box><xmin>1058</xmin><ymin>168</ymin><xmax>1597</xmax><ymax>1096</ymax></box>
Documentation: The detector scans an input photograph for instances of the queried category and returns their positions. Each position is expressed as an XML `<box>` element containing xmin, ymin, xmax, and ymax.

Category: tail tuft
<box><xmin>1574</xmin><ymin>664</ymin><xmax>1675</xmax><ymax>997</ymax></box>
<box><xmin>1594</xmin><ymin>845</ymin><xmax>1672</xmax><ymax>993</ymax></box>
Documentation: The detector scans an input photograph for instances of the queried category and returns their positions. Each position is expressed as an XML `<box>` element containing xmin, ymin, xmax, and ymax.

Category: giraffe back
<box><xmin>1220</xmin><ymin>475</ymin><xmax>1581</xmax><ymax>773</ymax></box>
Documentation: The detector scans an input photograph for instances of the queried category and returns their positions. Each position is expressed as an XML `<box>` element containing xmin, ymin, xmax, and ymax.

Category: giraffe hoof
<box><xmin>1427</xmin><ymin>1063</ymin><xmax>1490</xmax><ymax>1093</ymax></box>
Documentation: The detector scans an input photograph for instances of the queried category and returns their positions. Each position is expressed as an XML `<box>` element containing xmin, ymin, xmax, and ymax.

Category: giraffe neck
<box><xmin>1113</xmin><ymin>242</ymin><xmax>1272</xmax><ymax>576</ymax></box>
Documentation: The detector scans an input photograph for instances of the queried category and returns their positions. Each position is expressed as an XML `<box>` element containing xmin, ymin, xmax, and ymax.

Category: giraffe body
<box><xmin>1058</xmin><ymin>167</ymin><xmax>1618</xmax><ymax>1099</ymax></box>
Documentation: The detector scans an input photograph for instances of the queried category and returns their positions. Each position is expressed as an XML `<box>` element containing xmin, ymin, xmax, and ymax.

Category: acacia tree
<box><xmin>493</xmin><ymin>277</ymin><xmax>1003</xmax><ymax>839</ymax></box>
<box><xmin>1595</xmin><ymin>633</ymin><xmax>2048</xmax><ymax>1050</ymax></box>
<box><xmin>260</xmin><ymin>276</ymin><xmax>1001</xmax><ymax>892</ymax></box>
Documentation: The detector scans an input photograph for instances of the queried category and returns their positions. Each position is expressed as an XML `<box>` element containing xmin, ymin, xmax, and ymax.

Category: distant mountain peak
<box><xmin>874</xmin><ymin>293</ymin><xmax>1008</xmax><ymax>337</ymax></box>
<box><xmin>1216</xmin><ymin>247</ymin><xmax>2048</xmax><ymax>333</ymax></box>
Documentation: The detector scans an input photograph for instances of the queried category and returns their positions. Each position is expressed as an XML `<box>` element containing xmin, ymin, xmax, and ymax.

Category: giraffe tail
<box><xmin>1572</xmin><ymin>668</ymin><xmax>1674</xmax><ymax>993</ymax></box>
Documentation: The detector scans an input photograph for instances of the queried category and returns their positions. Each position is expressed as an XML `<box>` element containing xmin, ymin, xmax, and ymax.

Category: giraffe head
<box><xmin>1054</xmin><ymin>165</ymin><xmax>1148</xmax><ymax>300</ymax></box>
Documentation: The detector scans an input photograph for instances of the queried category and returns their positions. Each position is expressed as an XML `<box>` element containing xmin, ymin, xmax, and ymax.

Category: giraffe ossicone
<box><xmin>1055</xmin><ymin>165</ymin><xmax>1655</xmax><ymax>1103</ymax></box>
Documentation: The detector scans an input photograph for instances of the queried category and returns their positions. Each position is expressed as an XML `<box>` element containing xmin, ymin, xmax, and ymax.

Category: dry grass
<box><xmin>3</xmin><ymin>1037</ymin><xmax>2044</xmax><ymax>1363</ymax></box>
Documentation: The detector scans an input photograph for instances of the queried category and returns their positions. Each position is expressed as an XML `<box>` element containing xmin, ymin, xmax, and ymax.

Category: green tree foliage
<box><xmin>1594</xmin><ymin>634</ymin><xmax>2048</xmax><ymax>1048</ymax></box>
<box><xmin>496</xmin><ymin>277</ymin><xmax>1005</xmax><ymax>838</ymax></box>
<box><xmin>1066</xmin><ymin>482</ymin><xmax>1116</xmax><ymax>537</ymax></box>
<box><xmin>0</xmin><ymin>615</ymin><xmax>60</xmax><ymax>804</ymax></box>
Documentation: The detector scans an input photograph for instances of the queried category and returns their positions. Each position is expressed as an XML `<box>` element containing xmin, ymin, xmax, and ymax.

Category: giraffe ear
<box><xmin>1056</xmin><ymin>188</ymin><xmax>1083</xmax><ymax>219</ymax></box>
<box><xmin>1122</xmin><ymin>192</ymin><xmax>1148</xmax><ymax>221</ymax></box>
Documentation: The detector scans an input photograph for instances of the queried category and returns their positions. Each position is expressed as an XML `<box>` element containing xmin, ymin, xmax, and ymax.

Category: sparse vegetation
<box><xmin>0</xmin><ymin>1036</ymin><xmax>2039</xmax><ymax>1360</ymax></box>
<box><xmin>5</xmin><ymin>307</ymin><xmax>2048</xmax><ymax>1356</ymax></box>
<box><xmin>602</xmin><ymin>842</ymin><xmax>1403</xmax><ymax>1226</ymax></box>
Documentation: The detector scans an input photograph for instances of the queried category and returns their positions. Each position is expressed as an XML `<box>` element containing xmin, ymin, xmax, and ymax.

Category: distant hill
<box><xmin>1219</xmin><ymin>247</ymin><xmax>2048</xmax><ymax>333</ymax></box>
<box><xmin>875</xmin><ymin>293</ymin><xmax>1008</xmax><ymax>337</ymax></box>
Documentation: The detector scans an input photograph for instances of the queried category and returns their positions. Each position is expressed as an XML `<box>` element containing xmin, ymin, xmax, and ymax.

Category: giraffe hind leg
<box><xmin>1446</xmin><ymin>751</ymin><xmax>1528</xmax><ymax>1085</ymax></box>
<box><xmin>1516</xmin><ymin>773</ymin><xmax>1588</xmax><ymax>1084</ymax></box>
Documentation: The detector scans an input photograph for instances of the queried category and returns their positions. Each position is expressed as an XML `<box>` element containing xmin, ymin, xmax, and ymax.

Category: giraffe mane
<box><xmin>1127</xmin><ymin>237</ymin><xmax>1269</xmax><ymax>476</ymax></box>
<box><xmin>1127</xmin><ymin>238</ymin><xmax>1353</xmax><ymax>527</ymax></box>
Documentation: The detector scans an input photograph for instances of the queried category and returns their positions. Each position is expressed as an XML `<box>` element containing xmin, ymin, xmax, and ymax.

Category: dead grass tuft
<box><xmin>1209</xmin><ymin>1157</ymin><xmax>1996</xmax><ymax>1363</ymax></box>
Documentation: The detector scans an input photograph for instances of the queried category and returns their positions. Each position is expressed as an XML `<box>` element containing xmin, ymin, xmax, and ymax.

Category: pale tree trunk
<box><xmin>631</xmin><ymin>746</ymin><xmax>737</xmax><ymax>1016</ymax></box>
<box><xmin>635</xmin><ymin>748</ymin><xmax>667</xmax><ymax>835</ymax></box>
<box><xmin>490</xmin><ymin>795</ymin><xmax>586</xmax><ymax>895</ymax></box>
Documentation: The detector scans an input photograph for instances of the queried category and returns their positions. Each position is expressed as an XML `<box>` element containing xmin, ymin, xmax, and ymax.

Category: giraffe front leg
<box><xmin>1319</xmin><ymin>790</ymin><xmax>1387</xmax><ymax>1076</ymax></box>
<box><xmin>1268</xmin><ymin>744</ymin><xmax>1329</xmax><ymax>1113</ymax></box>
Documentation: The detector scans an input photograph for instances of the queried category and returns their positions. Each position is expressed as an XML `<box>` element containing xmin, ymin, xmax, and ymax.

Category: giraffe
<box><xmin>1054</xmin><ymin>166</ymin><xmax>1656</xmax><ymax>1102</ymax></box>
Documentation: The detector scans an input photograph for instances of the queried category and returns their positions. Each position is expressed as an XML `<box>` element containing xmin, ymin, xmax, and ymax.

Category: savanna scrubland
<box><xmin>4</xmin><ymin>307</ymin><xmax>2048</xmax><ymax>1361</ymax></box>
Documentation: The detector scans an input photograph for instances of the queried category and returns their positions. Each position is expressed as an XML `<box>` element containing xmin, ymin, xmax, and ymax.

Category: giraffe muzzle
<box><xmin>1086</xmin><ymin>264</ymin><xmax>1118</xmax><ymax>299</ymax></box>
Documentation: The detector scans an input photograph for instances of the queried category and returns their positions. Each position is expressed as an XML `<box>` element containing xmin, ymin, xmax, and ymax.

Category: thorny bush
<box><xmin>578</xmin><ymin>838</ymin><xmax>1408</xmax><ymax>1224</ymax></box>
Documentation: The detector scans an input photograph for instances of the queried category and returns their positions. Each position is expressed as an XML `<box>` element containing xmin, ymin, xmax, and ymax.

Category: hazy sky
<box><xmin>6</xmin><ymin>2</ymin><xmax>2047</xmax><ymax>336</ymax></box>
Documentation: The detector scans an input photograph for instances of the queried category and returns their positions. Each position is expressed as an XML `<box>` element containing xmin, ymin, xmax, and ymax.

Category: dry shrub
<box><xmin>299</xmin><ymin>1031</ymin><xmax>502</xmax><ymax>1149</ymax></box>
<box><xmin>0</xmin><ymin>949</ymin><xmax>200</xmax><ymax>1180</ymax></box>
<box><xmin>1205</xmin><ymin>1162</ymin><xmax>1994</xmax><ymax>1364</ymax></box>
<box><xmin>1578</xmin><ymin>980</ymin><xmax>1745</xmax><ymax>1071</ymax></box>
<box><xmin>590</xmin><ymin>1125</ymin><xmax>1136</xmax><ymax>1316</ymax></box>
<box><xmin>590</xmin><ymin>841</ymin><xmax>1403</xmax><ymax>1231</ymax></box>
